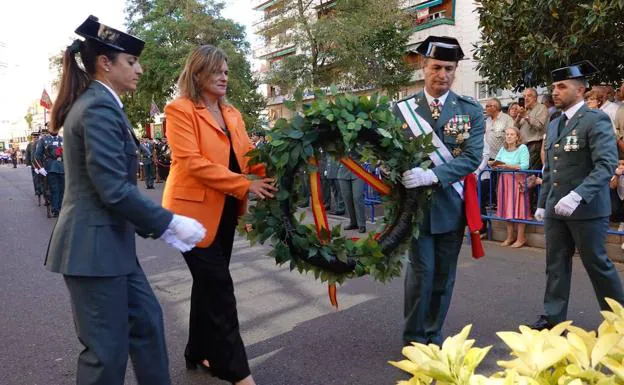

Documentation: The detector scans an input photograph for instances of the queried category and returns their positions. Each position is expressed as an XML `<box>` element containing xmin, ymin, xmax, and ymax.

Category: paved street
<box><xmin>1</xmin><ymin>164</ymin><xmax>622</xmax><ymax>385</ymax></box>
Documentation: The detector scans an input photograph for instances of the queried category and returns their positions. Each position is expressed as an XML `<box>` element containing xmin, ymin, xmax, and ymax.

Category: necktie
<box><xmin>557</xmin><ymin>114</ymin><xmax>568</xmax><ymax>136</ymax></box>
<box><xmin>430</xmin><ymin>98</ymin><xmax>442</xmax><ymax>120</ymax></box>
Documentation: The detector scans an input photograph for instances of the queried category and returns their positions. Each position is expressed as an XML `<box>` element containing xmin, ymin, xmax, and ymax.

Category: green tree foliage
<box><xmin>475</xmin><ymin>0</ymin><xmax>624</xmax><ymax>90</ymax></box>
<box><xmin>123</xmin><ymin>0</ymin><xmax>265</xmax><ymax>130</ymax></box>
<box><xmin>262</xmin><ymin>0</ymin><xmax>412</xmax><ymax>97</ymax></box>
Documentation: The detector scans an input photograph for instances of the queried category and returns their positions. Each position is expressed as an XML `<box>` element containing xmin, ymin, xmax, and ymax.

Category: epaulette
<box><xmin>396</xmin><ymin>93</ymin><xmax>418</xmax><ymax>104</ymax></box>
<box><xmin>457</xmin><ymin>94</ymin><xmax>480</xmax><ymax>106</ymax></box>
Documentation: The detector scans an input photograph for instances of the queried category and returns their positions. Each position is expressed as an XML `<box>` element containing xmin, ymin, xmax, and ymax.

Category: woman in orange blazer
<box><xmin>163</xmin><ymin>45</ymin><xmax>276</xmax><ymax>385</ymax></box>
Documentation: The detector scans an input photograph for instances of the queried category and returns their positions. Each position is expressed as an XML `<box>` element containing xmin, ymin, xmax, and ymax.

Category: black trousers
<box><xmin>182</xmin><ymin>199</ymin><xmax>250</xmax><ymax>383</ymax></box>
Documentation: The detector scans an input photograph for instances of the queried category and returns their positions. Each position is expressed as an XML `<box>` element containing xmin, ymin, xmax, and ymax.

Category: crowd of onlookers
<box><xmin>478</xmin><ymin>83</ymin><xmax>624</xmax><ymax>248</ymax></box>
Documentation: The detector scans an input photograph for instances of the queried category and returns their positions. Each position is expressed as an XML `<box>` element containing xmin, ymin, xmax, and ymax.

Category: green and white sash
<box><xmin>397</xmin><ymin>97</ymin><xmax>464</xmax><ymax>199</ymax></box>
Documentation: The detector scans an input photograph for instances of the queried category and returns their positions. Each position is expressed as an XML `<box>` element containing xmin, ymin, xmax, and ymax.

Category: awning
<box><xmin>404</xmin><ymin>0</ymin><xmax>443</xmax><ymax>12</ymax></box>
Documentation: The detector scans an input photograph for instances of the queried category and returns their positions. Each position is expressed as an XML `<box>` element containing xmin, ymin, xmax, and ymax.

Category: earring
<box><xmin>105</xmin><ymin>68</ymin><xmax>110</xmax><ymax>72</ymax></box>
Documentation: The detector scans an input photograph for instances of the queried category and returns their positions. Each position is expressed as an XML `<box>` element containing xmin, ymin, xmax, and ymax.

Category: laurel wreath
<box><xmin>237</xmin><ymin>88</ymin><xmax>436</xmax><ymax>284</ymax></box>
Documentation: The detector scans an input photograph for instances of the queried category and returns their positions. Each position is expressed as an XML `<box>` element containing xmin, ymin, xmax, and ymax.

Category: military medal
<box><xmin>452</xmin><ymin>147</ymin><xmax>463</xmax><ymax>157</ymax></box>
<box><xmin>456</xmin><ymin>133</ymin><xmax>464</xmax><ymax>144</ymax></box>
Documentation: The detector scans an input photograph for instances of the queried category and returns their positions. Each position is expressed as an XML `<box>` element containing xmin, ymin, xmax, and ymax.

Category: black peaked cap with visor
<box><xmin>74</xmin><ymin>15</ymin><xmax>145</xmax><ymax>57</ymax></box>
<box><xmin>416</xmin><ymin>36</ymin><xmax>465</xmax><ymax>62</ymax></box>
<box><xmin>551</xmin><ymin>60</ymin><xmax>599</xmax><ymax>82</ymax></box>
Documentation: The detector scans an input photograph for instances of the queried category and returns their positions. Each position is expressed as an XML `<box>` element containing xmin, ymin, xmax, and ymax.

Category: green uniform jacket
<box><xmin>539</xmin><ymin>104</ymin><xmax>617</xmax><ymax>219</ymax></box>
<box><xmin>45</xmin><ymin>82</ymin><xmax>173</xmax><ymax>276</ymax></box>
<box><xmin>393</xmin><ymin>91</ymin><xmax>485</xmax><ymax>234</ymax></box>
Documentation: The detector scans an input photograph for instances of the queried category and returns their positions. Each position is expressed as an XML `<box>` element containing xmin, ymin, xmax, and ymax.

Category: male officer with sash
<box><xmin>531</xmin><ymin>61</ymin><xmax>624</xmax><ymax>330</ymax></box>
<box><xmin>393</xmin><ymin>36</ymin><xmax>485</xmax><ymax>345</ymax></box>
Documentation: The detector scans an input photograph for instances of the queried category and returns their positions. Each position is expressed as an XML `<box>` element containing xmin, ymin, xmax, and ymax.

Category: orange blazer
<box><xmin>162</xmin><ymin>97</ymin><xmax>265</xmax><ymax>247</ymax></box>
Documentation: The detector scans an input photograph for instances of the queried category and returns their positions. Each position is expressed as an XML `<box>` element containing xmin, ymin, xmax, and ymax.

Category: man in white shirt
<box><xmin>484</xmin><ymin>98</ymin><xmax>514</xmax><ymax>160</ymax></box>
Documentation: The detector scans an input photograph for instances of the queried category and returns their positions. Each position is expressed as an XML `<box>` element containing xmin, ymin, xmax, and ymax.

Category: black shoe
<box><xmin>358</xmin><ymin>227</ymin><xmax>367</xmax><ymax>233</ymax></box>
<box><xmin>330</xmin><ymin>210</ymin><xmax>345</xmax><ymax>215</ymax></box>
<box><xmin>344</xmin><ymin>224</ymin><xmax>358</xmax><ymax>230</ymax></box>
<box><xmin>529</xmin><ymin>315</ymin><xmax>555</xmax><ymax>330</ymax></box>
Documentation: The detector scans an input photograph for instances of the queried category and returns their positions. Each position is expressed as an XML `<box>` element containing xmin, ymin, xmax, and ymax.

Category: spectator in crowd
<box><xmin>485</xmin><ymin>98</ymin><xmax>513</xmax><ymax>159</ymax></box>
<box><xmin>610</xmin><ymin>161</ymin><xmax>624</xmax><ymax>249</ymax></box>
<box><xmin>482</xmin><ymin>98</ymin><xmax>513</xmax><ymax>213</ymax></box>
<box><xmin>585</xmin><ymin>89</ymin><xmax>599</xmax><ymax>109</ymax></box>
<box><xmin>515</xmin><ymin>88</ymin><xmax>548</xmax><ymax>170</ymax></box>
<box><xmin>594</xmin><ymin>85</ymin><xmax>620</xmax><ymax>133</ymax></box>
<box><xmin>491</xmin><ymin>127</ymin><xmax>531</xmax><ymax>248</ymax></box>
<box><xmin>615</xmin><ymin>97</ymin><xmax>624</xmax><ymax>159</ymax></box>
<box><xmin>542</xmin><ymin>94</ymin><xmax>558</xmax><ymax>121</ymax></box>
<box><xmin>508</xmin><ymin>102</ymin><xmax>520</xmax><ymax>120</ymax></box>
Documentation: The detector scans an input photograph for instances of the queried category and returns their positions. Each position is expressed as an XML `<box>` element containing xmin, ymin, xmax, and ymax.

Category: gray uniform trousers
<box><xmin>544</xmin><ymin>216</ymin><xmax>624</xmax><ymax>323</ymax></box>
<box><xmin>64</xmin><ymin>264</ymin><xmax>170</xmax><ymax>385</ymax></box>
<box><xmin>404</xmin><ymin>227</ymin><xmax>464</xmax><ymax>345</ymax></box>
<box><xmin>339</xmin><ymin>178</ymin><xmax>366</xmax><ymax>228</ymax></box>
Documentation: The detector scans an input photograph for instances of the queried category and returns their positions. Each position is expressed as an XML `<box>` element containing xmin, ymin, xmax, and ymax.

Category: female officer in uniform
<box><xmin>45</xmin><ymin>16</ymin><xmax>206</xmax><ymax>385</ymax></box>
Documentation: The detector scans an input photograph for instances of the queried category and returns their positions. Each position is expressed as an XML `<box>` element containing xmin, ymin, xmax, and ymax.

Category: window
<box><xmin>476</xmin><ymin>82</ymin><xmax>502</xmax><ymax>100</ymax></box>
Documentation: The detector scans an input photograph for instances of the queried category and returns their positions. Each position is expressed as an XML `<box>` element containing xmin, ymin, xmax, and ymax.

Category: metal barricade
<box><xmin>477</xmin><ymin>168</ymin><xmax>543</xmax><ymax>239</ymax></box>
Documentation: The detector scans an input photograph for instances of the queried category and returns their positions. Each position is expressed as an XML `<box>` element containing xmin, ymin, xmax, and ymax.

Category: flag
<box><xmin>149</xmin><ymin>99</ymin><xmax>161</xmax><ymax>117</ymax></box>
<box><xmin>40</xmin><ymin>89</ymin><xmax>53</xmax><ymax>110</ymax></box>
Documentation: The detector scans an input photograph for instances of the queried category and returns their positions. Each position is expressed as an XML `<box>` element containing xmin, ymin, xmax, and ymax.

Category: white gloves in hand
<box><xmin>554</xmin><ymin>191</ymin><xmax>582</xmax><ymax>217</ymax></box>
<box><xmin>160</xmin><ymin>229</ymin><xmax>194</xmax><ymax>253</ymax></box>
<box><xmin>534</xmin><ymin>208</ymin><xmax>545</xmax><ymax>221</ymax></box>
<box><xmin>168</xmin><ymin>214</ymin><xmax>206</xmax><ymax>245</ymax></box>
<box><xmin>38</xmin><ymin>168</ymin><xmax>48</xmax><ymax>176</ymax></box>
<box><xmin>402</xmin><ymin>168</ymin><xmax>438</xmax><ymax>189</ymax></box>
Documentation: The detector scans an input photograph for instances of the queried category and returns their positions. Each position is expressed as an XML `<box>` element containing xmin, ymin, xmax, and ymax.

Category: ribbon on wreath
<box><xmin>308</xmin><ymin>156</ymin><xmax>392</xmax><ymax>308</ymax></box>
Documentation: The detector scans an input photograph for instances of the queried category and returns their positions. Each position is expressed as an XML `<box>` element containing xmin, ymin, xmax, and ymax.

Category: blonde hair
<box><xmin>503</xmin><ymin>126</ymin><xmax>522</xmax><ymax>150</ymax></box>
<box><xmin>177</xmin><ymin>45</ymin><xmax>229</xmax><ymax>104</ymax></box>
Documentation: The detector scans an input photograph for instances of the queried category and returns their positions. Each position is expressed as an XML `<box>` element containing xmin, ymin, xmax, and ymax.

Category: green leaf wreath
<box><xmin>237</xmin><ymin>88</ymin><xmax>436</xmax><ymax>284</ymax></box>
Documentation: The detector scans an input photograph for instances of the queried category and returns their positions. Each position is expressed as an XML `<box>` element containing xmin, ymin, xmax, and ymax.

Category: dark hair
<box><xmin>50</xmin><ymin>39</ymin><xmax>119</xmax><ymax>133</ymax></box>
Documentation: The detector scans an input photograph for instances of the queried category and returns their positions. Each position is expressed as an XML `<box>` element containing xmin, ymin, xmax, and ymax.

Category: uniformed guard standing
<box><xmin>35</xmin><ymin>128</ymin><xmax>65</xmax><ymax>217</ymax></box>
<box><xmin>25</xmin><ymin>131</ymin><xmax>44</xmax><ymax>204</ymax></box>
<box><xmin>531</xmin><ymin>61</ymin><xmax>624</xmax><ymax>330</ymax></box>
<box><xmin>337</xmin><ymin>155</ymin><xmax>367</xmax><ymax>232</ymax></box>
<box><xmin>394</xmin><ymin>36</ymin><xmax>485</xmax><ymax>345</ymax></box>
<box><xmin>326</xmin><ymin>156</ymin><xmax>345</xmax><ymax>215</ymax></box>
<box><xmin>142</xmin><ymin>138</ymin><xmax>155</xmax><ymax>189</ymax></box>
<box><xmin>44</xmin><ymin>15</ymin><xmax>206</xmax><ymax>385</ymax></box>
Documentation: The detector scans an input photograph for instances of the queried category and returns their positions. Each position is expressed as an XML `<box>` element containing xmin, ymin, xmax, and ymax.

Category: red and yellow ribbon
<box><xmin>308</xmin><ymin>156</ymin><xmax>392</xmax><ymax>309</ymax></box>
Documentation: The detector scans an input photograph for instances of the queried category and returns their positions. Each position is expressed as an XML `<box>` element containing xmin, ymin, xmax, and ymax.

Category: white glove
<box><xmin>554</xmin><ymin>191</ymin><xmax>582</xmax><ymax>217</ymax></box>
<box><xmin>159</xmin><ymin>229</ymin><xmax>194</xmax><ymax>253</ymax></box>
<box><xmin>27</xmin><ymin>165</ymin><xmax>32</xmax><ymax>169</ymax></box>
<box><xmin>167</xmin><ymin>214</ymin><xmax>206</xmax><ymax>245</ymax></box>
<box><xmin>39</xmin><ymin>168</ymin><xmax>48</xmax><ymax>176</ymax></box>
<box><xmin>534</xmin><ymin>208</ymin><xmax>545</xmax><ymax>221</ymax></box>
<box><xmin>34</xmin><ymin>167</ymin><xmax>39</xmax><ymax>174</ymax></box>
<box><xmin>402</xmin><ymin>168</ymin><xmax>438</xmax><ymax>189</ymax></box>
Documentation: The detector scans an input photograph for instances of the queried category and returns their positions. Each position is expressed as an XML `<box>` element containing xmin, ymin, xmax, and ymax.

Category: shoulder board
<box><xmin>457</xmin><ymin>94</ymin><xmax>480</xmax><ymax>106</ymax></box>
<box><xmin>395</xmin><ymin>92</ymin><xmax>421</xmax><ymax>104</ymax></box>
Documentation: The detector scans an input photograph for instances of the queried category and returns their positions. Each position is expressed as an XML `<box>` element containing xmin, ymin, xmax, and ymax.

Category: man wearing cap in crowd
<box><xmin>531</xmin><ymin>61</ymin><xmax>624</xmax><ymax>330</ymax></box>
<box><xmin>392</xmin><ymin>36</ymin><xmax>485</xmax><ymax>345</ymax></box>
<box><xmin>35</xmin><ymin>124</ymin><xmax>65</xmax><ymax>217</ymax></box>
<box><xmin>25</xmin><ymin>131</ymin><xmax>45</xmax><ymax>203</ymax></box>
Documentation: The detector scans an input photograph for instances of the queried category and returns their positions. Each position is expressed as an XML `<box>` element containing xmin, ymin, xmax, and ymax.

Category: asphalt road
<box><xmin>1</xmin><ymin>164</ymin><xmax>622</xmax><ymax>385</ymax></box>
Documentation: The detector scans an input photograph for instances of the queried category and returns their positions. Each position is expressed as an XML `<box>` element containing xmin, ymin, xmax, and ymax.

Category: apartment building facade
<box><xmin>252</xmin><ymin>0</ymin><xmax>510</xmax><ymax>126</ymax></box>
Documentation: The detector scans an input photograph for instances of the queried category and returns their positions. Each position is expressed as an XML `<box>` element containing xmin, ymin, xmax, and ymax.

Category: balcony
<box><xmin>252</xmin><ymin>7</ymin><xmax>296</xmax><ymax>34</ymax></box>
<box><xmin>253</xmin><ymin>33</ymin><xmax>296</xmax><ymax>59</ymax></box>
<box><xmin>408</xmin><ymin>17</ymin><xmax>455</xmax><ymax>45</ymax></box>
